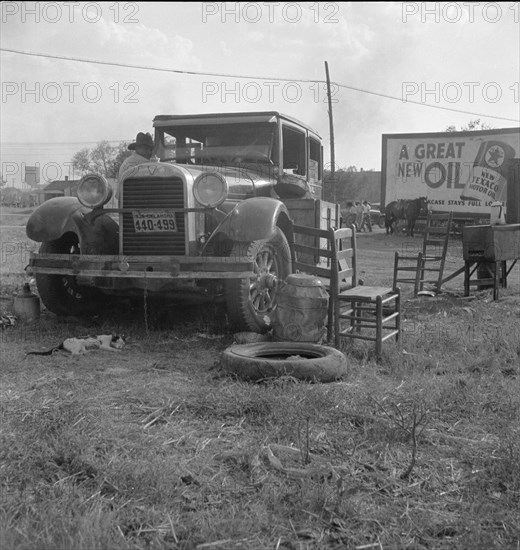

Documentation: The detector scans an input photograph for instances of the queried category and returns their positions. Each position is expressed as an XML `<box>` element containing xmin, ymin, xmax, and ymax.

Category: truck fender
<box><xmin>212</xmin><ymin>197</ymin><xmax>292</xmax><ymax>244</ymax></box>
<box><xmin>26</xmin><ymin>197</ymin><xmax>119</xmax><ymax>254</ymax></box>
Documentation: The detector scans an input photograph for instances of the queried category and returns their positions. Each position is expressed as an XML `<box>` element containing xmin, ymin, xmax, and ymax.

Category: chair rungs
<box><xmin>381</xmin><ymin>330</ymin><xmax>399</xmax><ymax>341</ymax></box>
<box><xmin>337</xmin><ymin>332</ymin><xmax>377</xmax><ymax>342</ymax></box>
<box><xmin>381</xmin><ymin>294</ymin><xmax>399</xmax><ymax>305</ymax></box>
<box><xmin>338</xmin><ymin>314</ymin><xmax>398</xmax><ymax>326</ymax></box>
<box><xmin>338</xmin><ymin>329</ymin><xmax>399</xmax><ymax>343</ymax></box>
<box><xmin>396</xmin><ymin>255</ymin><xmax>420</xmax><ymax>261</ymax></box>
<box><xmin>382</xmin><ymin>312</ymin><xmax>399</xmax><ymax>323</ymax></box>
<box><xmin>338</xmin><ymin>319</ymin><xmax>398</xmax><ymax>329</ymax></box>
<box><xmin>393</xmin><ymin>211</ymin><xmax>453</xmax><ymax>302</ymax></box>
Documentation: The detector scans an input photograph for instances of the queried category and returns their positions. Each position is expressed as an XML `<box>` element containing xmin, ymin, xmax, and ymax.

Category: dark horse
<box><xmin>385</xmin><ymin>197</ymin><xmax>428</xmax><ymax>237</ymax></box>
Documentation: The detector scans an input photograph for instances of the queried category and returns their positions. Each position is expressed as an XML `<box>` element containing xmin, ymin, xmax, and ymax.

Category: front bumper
<box><xmin>27</xmin><ymin>253</ymin><xmax>255</xmax><ymax>280</ymax></box>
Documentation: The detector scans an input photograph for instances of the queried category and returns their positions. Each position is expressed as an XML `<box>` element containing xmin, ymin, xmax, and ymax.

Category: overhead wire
<box><xmin>1</xmin><ymin>47</ymin><xmax>518</xmax><ymax>124</ymax></box>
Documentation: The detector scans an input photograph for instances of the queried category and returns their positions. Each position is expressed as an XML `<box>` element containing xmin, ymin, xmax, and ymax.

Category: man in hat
<box><xmin>116</xmin><ymin>132</ymin><xmax>154</xmax><ymax>198</ymax></box>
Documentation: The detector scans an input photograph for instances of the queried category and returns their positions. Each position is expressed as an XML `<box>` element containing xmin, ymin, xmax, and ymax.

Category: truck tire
<box><xmin>225</xmin><ymin>227</ymin><xmax>291</xmax><ymax>333</ymax></box>
<box><xmin>378</xmin><ymin>215</ymin><xmax>386</xmax><ymax>229</ymax></box>
<box><xmin>35</xmin><ymin>235</ymin><xmax>102</xmax><ymax>317</ymax></box>
<box><xmin>220</xmin><ymin>342</ymin><xmax>348</xmax><ymax>382</ymax></box>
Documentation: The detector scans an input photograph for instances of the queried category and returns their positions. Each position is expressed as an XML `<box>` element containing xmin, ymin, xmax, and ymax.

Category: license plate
<box><xmin>132</xmin><ymin>210</ymin><xmax>177</xmax><ymax>233</ymax></box>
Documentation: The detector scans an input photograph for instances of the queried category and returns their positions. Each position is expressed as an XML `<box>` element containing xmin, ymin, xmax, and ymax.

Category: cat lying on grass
<box><xmin>26</xmin><ymin>335</ymin><xmax>126</xmax><ymax>356</ymax></box>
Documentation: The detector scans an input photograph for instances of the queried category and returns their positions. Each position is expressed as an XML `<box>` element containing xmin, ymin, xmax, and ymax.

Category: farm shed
<box><xmin>42</xmin><ymin>178</ymin><xmax>79</xmax><ymax>202</ymax></box>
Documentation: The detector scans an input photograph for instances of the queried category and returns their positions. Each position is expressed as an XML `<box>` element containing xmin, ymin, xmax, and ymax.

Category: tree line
<box><xmin>71</xmin><ymin>141</ymin><xmax>132</xmax><ymax>179</ymax></box>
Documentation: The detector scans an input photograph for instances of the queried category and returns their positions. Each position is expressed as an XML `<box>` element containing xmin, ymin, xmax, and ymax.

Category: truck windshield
<box><xmin>157</xmin><ymin>122</ymin><xmax>276</xmax><ymax>166</ymax></box>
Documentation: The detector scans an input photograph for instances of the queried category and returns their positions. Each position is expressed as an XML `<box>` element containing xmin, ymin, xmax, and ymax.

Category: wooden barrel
<box><xmin>273</xmin><ymin>274</ymin><xmax>329</xmax><ymax>343</ymax></box>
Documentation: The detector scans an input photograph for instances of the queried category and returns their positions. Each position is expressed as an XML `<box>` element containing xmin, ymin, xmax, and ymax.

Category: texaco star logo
<box><xmin>485</xmin><ymin>145</ymin><xmax>505</xmax><ymax>168</ymax></box>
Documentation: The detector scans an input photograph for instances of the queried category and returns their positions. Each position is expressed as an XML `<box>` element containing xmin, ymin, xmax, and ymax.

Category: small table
<box><xmin>462</xmin><ymin>224</ymin><xmax>520</xmax><ymax>300</ymax></box>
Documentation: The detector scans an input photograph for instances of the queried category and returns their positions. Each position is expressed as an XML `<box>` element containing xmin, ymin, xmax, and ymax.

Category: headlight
<box><xmin>193</xmin><ymin>172</ymin><xmax>228</xmax><ymax>208</ymax></box>
<box><xmin>77</xmin><ymin>173</ymin><xmax>112</xmax><ymax>208</ymax></box>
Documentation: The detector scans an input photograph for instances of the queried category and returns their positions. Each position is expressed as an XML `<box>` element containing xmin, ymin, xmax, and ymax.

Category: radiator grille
<box><xmin>122</xmin><ymin>178</ymin><xmax>186</xmax><ymax>255</ymax></box>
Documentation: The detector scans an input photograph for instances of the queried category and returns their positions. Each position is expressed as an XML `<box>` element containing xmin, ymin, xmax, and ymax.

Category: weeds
<box><xmin>1</xmin><ymin>243</ymin><xmax>520</xmax><ymax>549</ymax></box>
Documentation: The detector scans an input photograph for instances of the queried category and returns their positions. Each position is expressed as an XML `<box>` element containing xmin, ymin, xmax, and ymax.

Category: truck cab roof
<box><xmin>153</xmin><ymin>111</ymin><xmax>321</xmax><ymax>141</ymax></box>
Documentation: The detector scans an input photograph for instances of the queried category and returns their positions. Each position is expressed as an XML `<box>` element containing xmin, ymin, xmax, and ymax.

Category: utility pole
<box><xmin>324</xmin><ymin>61</ymin><xmax>336</xmax><ymax>202</ymax></box>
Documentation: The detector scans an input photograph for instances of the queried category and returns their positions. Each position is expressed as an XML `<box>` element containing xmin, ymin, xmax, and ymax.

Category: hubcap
<box><xmin>250</xmin><ymin>249</ymin><xmax>278</xmax><ymax>315</ymax></box>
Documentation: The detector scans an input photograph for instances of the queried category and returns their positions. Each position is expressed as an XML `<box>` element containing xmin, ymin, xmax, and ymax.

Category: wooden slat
<box><xmin>337</xmin><ymin>249</ymin><xmax>354</xmax><ymax>259</ymax></box>
<box><xmin>294</xmin><ymin>244</ymin><xmax>333</xmax><ymax>259</ymax></box>
<box><xmin>292</xmin><ymin>224</ymin><xmax>331</xmax><ymax>239</ymax></box>
<box><xmin>292</xmin><ymin>262</ymin><xmax>333</xmax><ymax>279</ymax></box>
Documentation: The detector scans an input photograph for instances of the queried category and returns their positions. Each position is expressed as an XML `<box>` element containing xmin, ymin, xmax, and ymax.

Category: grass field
<box><xmin>1</xmin><ymin>208</ymin><xmax>519</xmax><ymax>549</ymax></box>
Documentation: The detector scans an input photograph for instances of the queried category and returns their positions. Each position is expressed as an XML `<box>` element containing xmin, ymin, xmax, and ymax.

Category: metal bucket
<box><xmin>273</xmin><ymin>273</ymin><xmax>329</xmax><ymax>343</ymax></box>
<box><xmin>13</xmin><ymin>284</ymin><xmax>40</xmax><ymax>323</ymax></box>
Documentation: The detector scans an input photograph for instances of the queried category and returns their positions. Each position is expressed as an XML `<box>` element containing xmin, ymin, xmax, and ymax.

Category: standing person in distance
<box><xmin>362</xmin><ymin>200</ymin><xmax>373</xmax><ymax>232</ymax></box>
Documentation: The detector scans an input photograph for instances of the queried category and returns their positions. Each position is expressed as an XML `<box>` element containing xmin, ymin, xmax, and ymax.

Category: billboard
<box><xmin>382</xmin><ymin>127</ymin><xmax>520</xmax><ymax>216</ymax></box>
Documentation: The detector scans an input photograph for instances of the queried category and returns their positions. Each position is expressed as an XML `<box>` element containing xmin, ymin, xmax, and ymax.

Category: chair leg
<box><xmin>395</xmin><ymin>288</ymin><xmax>401</xmax><ymax>343</ymax></box>
<box><xmin>414</xmin><ymin>252</ymin><xmax>423</xmax><ymax>296</ymax></box>
<box><xmin>393</xmin><ymin>251</ymin><xmax>399</xmax><ymax>290</ymax></box>
<box><xmin>326</xmin><ymin>295</ymin><xmax>333</xmax><ymax>343</ymax></box>
<box><xmin>376</xmin><ymin>295</ymin><xmax>382</xmax><ymax>358</ymax></box>
<box><xmin>334</xmin><ymin>297</ymin><xmax>340</xmax><ymax>348</ymax></box>
<box><xmin>493</xmin><ymin>262</ymin><xmax>499</xmax><ymax>301</ymax></box>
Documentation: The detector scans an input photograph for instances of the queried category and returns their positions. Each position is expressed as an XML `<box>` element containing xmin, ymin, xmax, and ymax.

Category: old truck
<box><xmin>382</xmin><ymin>127</ymin><xmax>520</xmax><ymax>220</ymax></box>
<box><xmin>26</xmin><ymin>111</ymin><xmax>340</xmax><ymax>332</ymax></box>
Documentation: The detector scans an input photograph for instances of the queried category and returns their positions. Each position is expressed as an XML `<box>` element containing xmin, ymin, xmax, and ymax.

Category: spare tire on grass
<box><xmin>221</xmin><ymin>342</ymin><xmax>348</xmax><ymax>383</ymax></box>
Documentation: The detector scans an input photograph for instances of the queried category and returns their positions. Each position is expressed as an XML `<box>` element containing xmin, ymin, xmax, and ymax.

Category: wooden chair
<box><xmin>291</xmin><ymin>224</ymin><xmax>353</xmax><ymax>342</ymax></box>
<box><xmin>290</xmin><ymin>224</ymin><xmax>401</xmax><ymax>357</ymax></box>
<box><xmin>331</xmin><ymin>227</ymin><xmax>401</xmax><ymax>357</ymax></box>
<box><xmin>393</xmin><ymin>211</ymin><xmax>454</xmax><ymax>295</ymax></box>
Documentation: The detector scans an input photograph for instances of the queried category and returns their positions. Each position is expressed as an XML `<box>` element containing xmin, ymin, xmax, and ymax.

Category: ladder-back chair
<box><xmin>291</xmin><ymin>224</ymin><xmax>401</xmax><ymax>357</ymax></box>
<box><xmin>393</xmin><ymin>211</ymin><xmax>454</xmax><ymax>295</ymax></box>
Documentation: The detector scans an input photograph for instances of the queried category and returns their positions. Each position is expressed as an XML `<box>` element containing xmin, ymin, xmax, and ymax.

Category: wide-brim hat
<box><xmin>128</xmin><ymin>132</ymin><xmax>153</xmax><ymax>150</ymax></box>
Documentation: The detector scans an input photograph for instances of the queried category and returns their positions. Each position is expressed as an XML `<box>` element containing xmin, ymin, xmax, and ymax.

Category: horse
<box><xmin>385</xmin><ymin>196</ymin><xmax>428</xmax><ymax>237</ymax></box>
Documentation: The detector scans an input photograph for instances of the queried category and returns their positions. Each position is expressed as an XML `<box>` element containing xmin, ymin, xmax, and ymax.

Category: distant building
<box><xmin>42</xmin><ymin>177</ymin><xmax>79</xmax><ymax>202</ymax></box>
<box><xmin>24</xmin><ymin>166</ymin><xmax>40</xmax><ymax>187</ymax></box>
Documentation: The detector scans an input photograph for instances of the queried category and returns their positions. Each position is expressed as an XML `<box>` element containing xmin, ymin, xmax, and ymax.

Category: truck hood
<box><xmin>180</xmin><ymin>163</ymin><xmax>276</xmax><ymax>184</ymax></box>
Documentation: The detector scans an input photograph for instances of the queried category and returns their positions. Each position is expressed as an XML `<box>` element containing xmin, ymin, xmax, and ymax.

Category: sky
<box><xmin>1</xmin><ymin>1</ymin><xmax>519</xmax><ymax>187</ymax></box>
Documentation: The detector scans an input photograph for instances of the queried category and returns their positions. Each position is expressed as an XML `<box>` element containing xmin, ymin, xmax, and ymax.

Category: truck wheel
<box><xmin>35</xmin><ymin>235</ymin><xmax>102</xmax><ymax>316</ymax></box>
<box><xmin>225</xmin><ymin>227</ymin><xmax>291</xmax><ymax>333</ymax></box>
<box><xmin>378</xmin><ymin>215</ymin><xmax>386</xmax><ymax>229</ymax></box>
<box><xmin>220</xmin><ymin>342</ymin><xmax>348</xmax><ymax>382</ymax></box>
